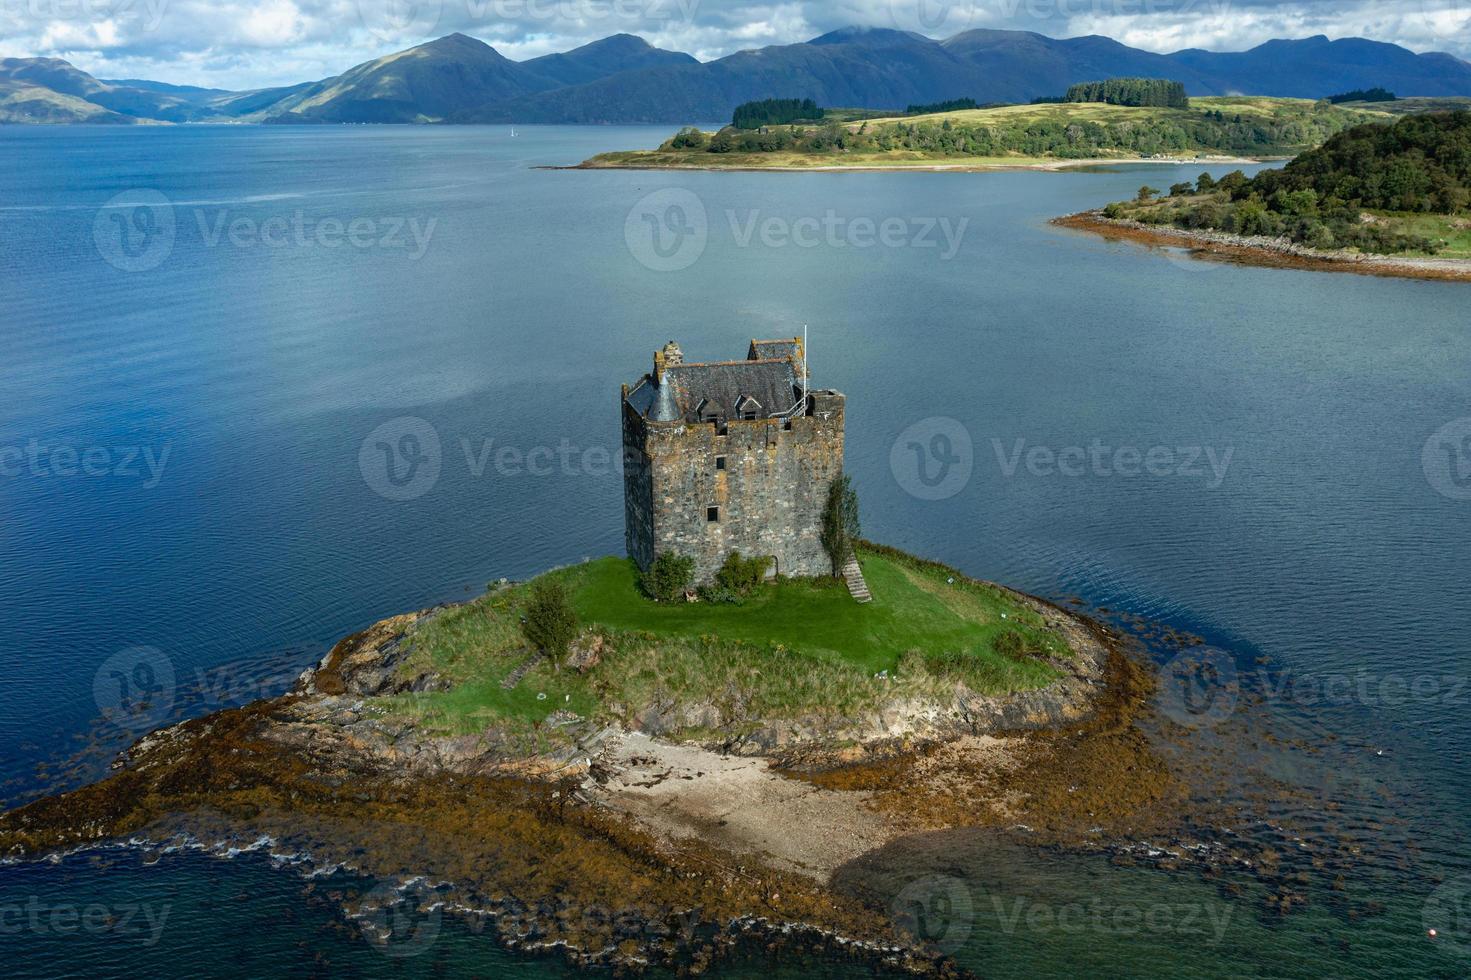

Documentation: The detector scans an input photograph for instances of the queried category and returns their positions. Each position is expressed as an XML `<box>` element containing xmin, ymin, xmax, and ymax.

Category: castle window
<box><xmin>735</xmin><ymin>394</ymin><xmax>761</xmax><ymax>421</ymax></box>
<box><xmin>706</xmin><ymin>506</ymin><xmax>720</xmax><ymax>522</ymax></box>
<box><xmin>696</xmin><ymin>398</ymin><xmax>719</xmax><ymax>424</ymax></box>
<box><xmin>715</xmin><ymin>455</ymin><xmax>726</xmax><ymax>471</ymax></box>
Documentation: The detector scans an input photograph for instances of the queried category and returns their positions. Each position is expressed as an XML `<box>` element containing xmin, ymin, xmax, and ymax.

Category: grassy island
<box><xmin>1076</xmin><ymin>111</ymin><xmax>1471</xmax><ymax>261</ymax></box>
<box><xmin>578</xmin><ymin>97</ymin><xmax>1394</xmax><ymax>171</ymax></box>
<box><xmin>377</xmin><ymin>545</ymin><xmax>1077</xmax><ymax>738</ymax></box>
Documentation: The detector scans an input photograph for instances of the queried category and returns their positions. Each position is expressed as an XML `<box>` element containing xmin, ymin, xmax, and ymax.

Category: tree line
<box><xmin>1065</xmin><ymin>78</ymin><xmax>1189</xmax><ymax>109</ymax></box>
<box><xmin>665</xmin><ymin>100</ymin><xmax>1377</xmax><ymax>159</ymax></box>
<box><xmin>1103</xmin><ymin>111</ymin><xmax>1471</xmax><ymax>255</ymax></box>
<box><xmin>731</xmin><ymin>98</ymin><xmax>823</xmax><ymax>129</ymax></box>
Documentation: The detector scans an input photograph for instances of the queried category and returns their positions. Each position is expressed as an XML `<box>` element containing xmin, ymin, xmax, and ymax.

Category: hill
<box><xmin>580</xmin><ymin>97</ymin><xmax>1395</xmax><ymax>170</ymax></box>
<box><xmin>8</xmin><ymin>29</ymin><xmax>1471</xmax><ymax>126</ymax></box>
<box><xmin>1079</xmin><ymin>111</ymin><xmax>1471</xmax><ymax>265</ymax></box>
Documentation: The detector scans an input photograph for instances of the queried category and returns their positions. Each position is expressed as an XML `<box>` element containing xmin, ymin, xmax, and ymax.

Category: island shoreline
<box><xmin>1054</xmin><ymin>209</ymin><xmax>1471</xmax><ymax>282</ymax></box>
<box><xmin>549</xmin><ymin>155</ymin><xmax>1275</xmax><ymax>174</ymax></box>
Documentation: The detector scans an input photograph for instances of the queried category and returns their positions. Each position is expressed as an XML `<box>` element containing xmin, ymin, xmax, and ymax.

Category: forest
<box><xmin>1101</xmin><ymin>112</ymin><xmax>1471</xmax><ymax>255</ymax></box>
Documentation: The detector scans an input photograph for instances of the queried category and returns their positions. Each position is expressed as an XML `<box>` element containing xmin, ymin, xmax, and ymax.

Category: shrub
<box><xmin>994</xmin><ymin>629</ymin><xmax>1043</xmax><ymax>662</ymax></box>
<box><xmin>668</xmin><ymin>127</ymin><xmax>707</xmax><ymax>150</ymax></box>
<box><xmin>714</xmin><ymin>551</ymin><xmax>772</xmax><ymax>596</ymax></box>
<box><xmin>640</xmin><ymin>553</ymin><xmax>694</xmax><ymax>602</ymax></box>
<box><xmin>522</xmin><ymin>579</ymin><xmax>579</xmax><ymax>670</ymax></box>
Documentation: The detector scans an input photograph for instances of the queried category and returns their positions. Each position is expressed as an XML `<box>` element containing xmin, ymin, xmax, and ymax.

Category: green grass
<box><xmin>374</xmin><ymin>547</ymin><xmax>1075</xmax><ymax>738</ymax></box>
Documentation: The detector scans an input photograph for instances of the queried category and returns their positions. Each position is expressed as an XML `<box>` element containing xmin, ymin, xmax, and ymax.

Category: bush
<box><xmin>668</xmin><ymin>127</ymin><xmax>706</xmax><ymax>150</ymax></box>
<box><xmin>1169</xmin><ymin>181</ymin><xmax>1195</xmax><ymax>197</ymax></box>
<box><xmin>640</xmin><ymin>553</ymin><xmax>694</xmax><ymax>602</ymax></box>
<box><xmin>994</xmin><ymin>629</ymin><xmax>1043</xmax><ymax>662</ymax></box>
<box><xmin>522</xmin><ymin>579</ymin><xmax>579</xmax><ymax>669</ymax></box>
<box><xmin>703</xmin><ymin>551</ymin><xmax>772</xmax><ymax>603</ymax></box>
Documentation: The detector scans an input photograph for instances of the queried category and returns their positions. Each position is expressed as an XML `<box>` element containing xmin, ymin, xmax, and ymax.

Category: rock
<box><xmin>567</xmin><ymin>633</ymin><xmax>605</xmax><ymax>673</ymax></box>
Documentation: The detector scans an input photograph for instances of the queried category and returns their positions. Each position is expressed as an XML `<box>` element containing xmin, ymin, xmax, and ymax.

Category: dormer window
<box><xmin>696</xmin><ymin>398</ymin><xmax>720</xmax><ymax>424</ymax></box>
<box><xmin>735</xmin><ymin>394</ymin><xmax>761</xmax><ymax>421</ymax></box>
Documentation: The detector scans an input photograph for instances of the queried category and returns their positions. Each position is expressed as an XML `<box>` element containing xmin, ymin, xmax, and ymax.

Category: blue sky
<box><xmin>2</xmin><ymin>0</ymin><xmax>1468</xmax><ymax>90</ymax></box>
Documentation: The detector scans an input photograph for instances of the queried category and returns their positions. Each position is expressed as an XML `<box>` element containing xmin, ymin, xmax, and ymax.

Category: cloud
<box><xmin>1</xmin><ymin>0</ymin><xmax>1466</xmax><ymax>90</ymax></box>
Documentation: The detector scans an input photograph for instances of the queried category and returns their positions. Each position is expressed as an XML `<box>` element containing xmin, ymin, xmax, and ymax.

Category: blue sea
<box><xmin>1</xmin><ymin>125</ymin><xmax>1468</xmax><ymax>978</ymax></box>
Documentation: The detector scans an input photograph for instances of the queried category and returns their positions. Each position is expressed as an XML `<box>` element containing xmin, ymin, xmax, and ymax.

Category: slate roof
<box><xmin>627</xmin><ymin>353</ymin><xmax>803</xmax><ymax>424</ymax></box>
<box><xmin>748</xmin><ymin>338</ymin><xmax>801</xmax><ymax>362</ymax></box>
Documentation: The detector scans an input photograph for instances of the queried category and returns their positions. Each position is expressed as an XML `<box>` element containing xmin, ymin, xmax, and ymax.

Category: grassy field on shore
<box><xmin>578</xmin><ymin>97</ymin><xmax>1393</xmax><ymax>170</ymax></box>
<box><xmin>376</xmin><ymin>547</ymin><xmax>1075</xmax><ymax>736</ymax></box>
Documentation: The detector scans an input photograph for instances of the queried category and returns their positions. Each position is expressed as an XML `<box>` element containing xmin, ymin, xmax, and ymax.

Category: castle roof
<box><xmin>626</xmin><ymin>344</ymin><xmax>805</xmax><ymax>424</ymax></box>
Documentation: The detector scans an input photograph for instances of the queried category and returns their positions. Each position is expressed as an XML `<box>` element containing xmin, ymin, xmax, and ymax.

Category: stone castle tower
<box><xmin>621</xmin><ymin>338</ymin><xmax>845</xmax><ymax>583</ymax></box>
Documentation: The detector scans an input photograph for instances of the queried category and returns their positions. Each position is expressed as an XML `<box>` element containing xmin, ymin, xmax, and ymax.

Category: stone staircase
<box><xmin>500</xmin><ymin>651</ymin><xmax>544</xmax><ymax>689</ymax></box>
<box><xmin>841</xmin><ymin>555</ymin><xmax>872</xmax><ymax>603</ymax></box>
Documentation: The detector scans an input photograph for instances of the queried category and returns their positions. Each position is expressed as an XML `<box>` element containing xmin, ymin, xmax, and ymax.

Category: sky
<box><xmin>1</xmin><ymin>0</ymin><xmax>1468</xmax><ymax>90</ymax></box>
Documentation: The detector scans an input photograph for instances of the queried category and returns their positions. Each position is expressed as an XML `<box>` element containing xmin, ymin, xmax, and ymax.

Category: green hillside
<box><xmin>1095</xmin><ymin>110</ymin><xmax>1471</xmax><ymax>257</ymax></box>
<box><xmin>582</xmin><ymin>97</ymin><xmax>1396</xmax><ymax>169</ymax></box>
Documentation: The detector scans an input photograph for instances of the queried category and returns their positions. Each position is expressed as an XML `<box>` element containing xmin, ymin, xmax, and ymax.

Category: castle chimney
<box><xmin>662</xmin><ymin>340</ymin><xmax>683</xmax><ymax>367</ymax></box>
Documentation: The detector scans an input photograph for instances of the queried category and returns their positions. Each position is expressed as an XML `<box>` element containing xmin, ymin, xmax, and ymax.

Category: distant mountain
<box><xmin>6</xmin><ymin>28</ymin><xmax>1471</xmax><ymax>126</ymax></box>
<box><xmin>521</xmin><ymin>33</ymin><xmax>697</xmax><ymax>87</ymax></box>
<box><xmin>256</xmin><ymin>33</ymin><xmax>555</xmax><ymax>123</ymax></box>
<box><xmin>456</xmin><ymin>28</ymin><xmax>1471</xmax><ymax>124</ymax></box>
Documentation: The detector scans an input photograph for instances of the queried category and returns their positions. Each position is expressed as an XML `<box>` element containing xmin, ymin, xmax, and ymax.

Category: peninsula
<box><xmin>1058</xmin><ymin>110</ymin><xmax>1471</xmax><ymax>281</ymax></box>
<box><xmin>576</xmin><ymin>95</ymin><xmax>1392</xmax><ymax>172</ymax></box>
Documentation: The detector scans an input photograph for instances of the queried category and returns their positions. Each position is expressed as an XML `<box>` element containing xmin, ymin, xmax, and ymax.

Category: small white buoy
<box><xmin>1428</xmin><ymin>928</ymin><xmax>1438</xmax><ymax>938</ymax></box>
<box><xmin>537</xmin><ymin>692</ymin><xmax>547</xmax><ymax>701</ymax></box>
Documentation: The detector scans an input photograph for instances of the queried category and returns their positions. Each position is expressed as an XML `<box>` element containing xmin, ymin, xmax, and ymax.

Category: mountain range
<box><xmin>5</xmin><ymin>28</ymin><xmax>1471</xmax><ymax>126</ymax></box>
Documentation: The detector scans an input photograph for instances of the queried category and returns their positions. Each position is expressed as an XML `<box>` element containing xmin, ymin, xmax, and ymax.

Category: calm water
<box><xmin>1</xmin><ymin>125</ymin><xmax>1468</xmax><ymax>978</ymax></box>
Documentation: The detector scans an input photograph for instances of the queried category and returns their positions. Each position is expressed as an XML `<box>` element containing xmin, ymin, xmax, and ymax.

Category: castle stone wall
<box><xmin>623</xmin><ymin>390</ymin><xmax>845</xmax><ymax>583</ymax></box>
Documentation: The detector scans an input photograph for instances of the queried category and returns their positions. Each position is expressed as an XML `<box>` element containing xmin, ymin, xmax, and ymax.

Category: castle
<box><xmin>621</xmin><ymin>338</ymin><xmax>846</xmax><ymax>583</ymax></box>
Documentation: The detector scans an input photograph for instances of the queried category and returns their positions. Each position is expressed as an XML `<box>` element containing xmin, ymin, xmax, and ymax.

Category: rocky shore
<box><xmin>0</xmin><ymin>563</ymin><xmax>1196</xmax><ymax>975</ymax></box>
<box><xmin>1056</xmin><ymin>210</ymin><xmax>1471</xmax><ymax>282</ymax></box>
